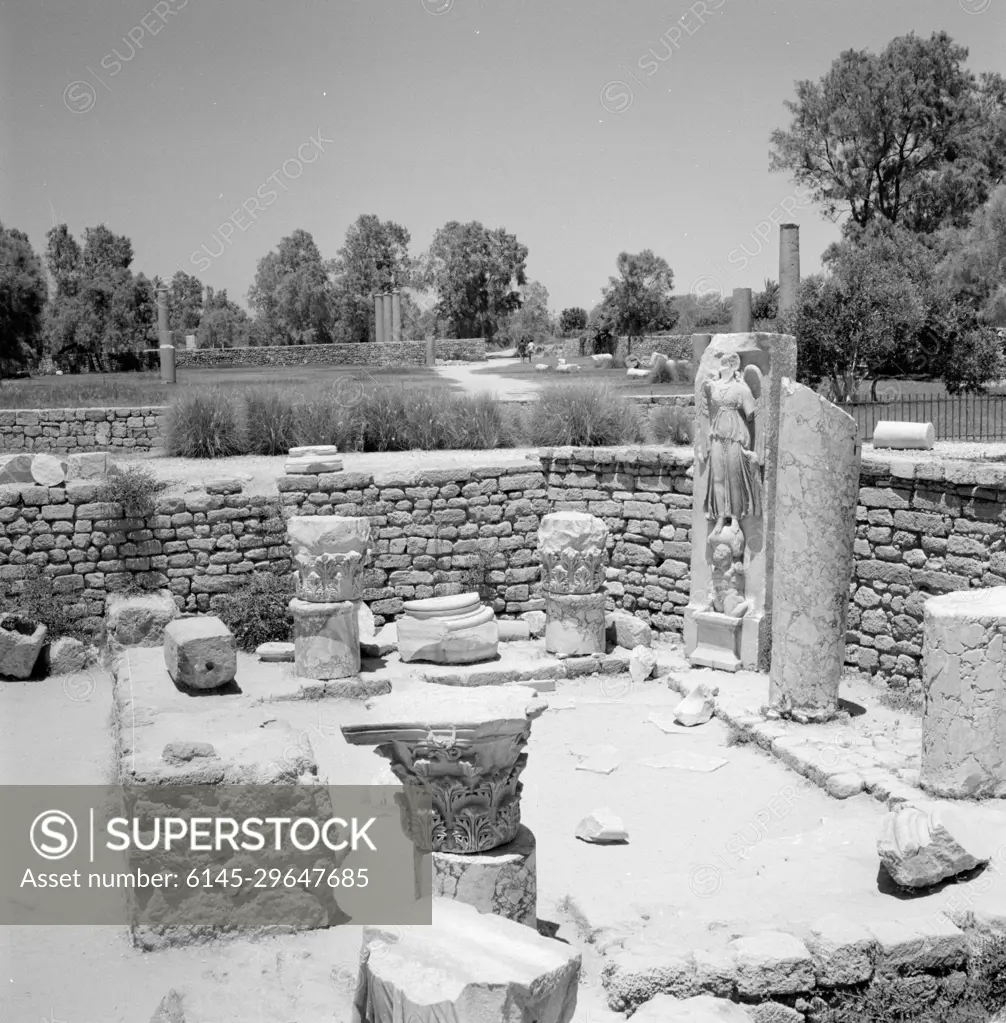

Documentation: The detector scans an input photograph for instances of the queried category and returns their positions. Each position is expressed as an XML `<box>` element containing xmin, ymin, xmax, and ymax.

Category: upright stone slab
<box><xmin>921</xmin><ymin>588</ymin><xmax>1006</xmax><ymax>798</ymax></box>
<box><xmin>538</xmin><ymin>511</ymin><xmax>608</xmax><ymax>657</ymax></box>
<box><xmin>352</xmin><ymin>899</ymin><xmax>580</xmax><ymax>1023</ymax></box>
<box><xmin>684</xmin><ymin>332</ymin><xmax>797</xmax><ymax>673</ymax></box>
<box><xmin>768</xmin><ymin>381</ymin><xmax>859</xmax><ymax>721</ymax></box>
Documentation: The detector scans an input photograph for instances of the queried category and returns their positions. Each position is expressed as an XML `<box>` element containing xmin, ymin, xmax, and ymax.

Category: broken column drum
<box><xmin>920</xmin><ymin>588</ymin><xmax>1006</xmax><ymax>798</ymax></box>
<box><xmin>538</xmin><ymin>511</ymin><xmax>609</xmax><ymax>656</ymax></box>
<box><xmin>286</xmin><ymin>515</ymin><xmax>371</xmax><ymax>681</ymax></box>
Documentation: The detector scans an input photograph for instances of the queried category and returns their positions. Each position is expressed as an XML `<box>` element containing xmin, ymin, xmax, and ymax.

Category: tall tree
<box><xmin>248</xmin><ymin>230</ymin><xmax>332</xmax><ymax>344</ymax></box>
<box><xmin>559</xmin><ymin>307</ymin><xmax>588</xmax><ymax>336</ymax></box>
<box><xmin>197</xmin><ymin>287</ymin><xmax>252</xmax><ymax>348</ymax></box>
<box><xmin>329</xmin><ymin>214</ymin><xmax>413</xmax><ymax>343</ymax></box>
<box><xmin>499</xmin><ymin>280</ymin><xmax>552</xmax><ymax>346</ymax></box>
<box><xmin>596</xmin><ymin>250</ymin><xmax>678</xmax><ymax>346</ymax></box>
<box><xmin>167</xmin><ymin>271</ymin><xmax>204</xmax><ymax>338</ymax></box>
<box><xmin>770</xmin><ymin>32</ymin><xmax>1006</xmax><ymax>234</ymax></box>
<box><xmin>421</xmin><ymin>221</ymin><xmax>528</xmax><ymax>341</ymax></box>
<box><xmin>0</xmin><ymin>223</ymin><xmax>48</xmax><ymax>376</ymax></box>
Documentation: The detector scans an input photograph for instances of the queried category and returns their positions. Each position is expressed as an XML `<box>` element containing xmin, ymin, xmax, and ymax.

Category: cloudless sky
<box><xmin>2</xmin><ymin>0</ymin><xmax>1004</xmax><ymax>314</ymax></box>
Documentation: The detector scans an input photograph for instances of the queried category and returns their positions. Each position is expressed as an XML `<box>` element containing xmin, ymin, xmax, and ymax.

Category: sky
<box><xmin>2</xmin><ymin>0</ymin><xmax>1004</xmax><ymax>316</ymax></box>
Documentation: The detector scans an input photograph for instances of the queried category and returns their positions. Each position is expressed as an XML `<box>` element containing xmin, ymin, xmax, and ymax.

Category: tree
<box><xmin>941</xmin><ymin>184</ymin><xmax>1006</xmax><ymax>324</ymax></box>
<box><xmin>0</xmin><ymin>223</ymin><xmax>48</xmax><ymax>376</ymax></box>
<box><xmin>167</xmin><ymin>271</ymin><xmax>204</xmax><ymax>339</ymax></box>
<box><xmin>770</xmin><ymin>32</ymin><xmax>1006</xmax><ymax>234</ymax></box>
<box><xmin>248</xmin><ymin>230</ymin><xmax>332</xmax><ymax>344</ymax></box>
<box><xmin>421</xmin><ymin>221</ymin><xmax>528</xmax><ymax>341</ymax></box>
<box><xmin>596</xmin><ymin>250</ymin><xmax>678</xmax><ymax>347</ymax></box>
<box><xmin>197</xmin><ymin>287</ymin><xmax>251</xmax><ymax>348</ymax></box>
<box><xmin>559</xmin><ymin>307</ymin><xmax>588</xmax><ymax>336</ymax></box>
<box><xmin>329</xmin><ymin>215</ymin><xmax>413</xmax><ymax>343</ymax></box>
<box><xmin>498</xmin><ymin>280</ymin><xmax>552</xmax><ymax>346</ymax></box>
<box><xmin>751</xmin><ymin>280</ymin><xmax>779</xmax><ymax>321</ymax></box>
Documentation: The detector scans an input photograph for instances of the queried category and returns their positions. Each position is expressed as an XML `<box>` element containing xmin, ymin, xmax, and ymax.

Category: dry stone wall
<box><xmin>563</xmin><ymin>334</ymin><xmax>693</xmax><ymax>361</ymax></box>
<box><xmin>174</xmin><ymin>339</ymin><xmax>485</xmax><ymax>369</ymax></box>
<box><xmin>0</xmin><ymin>407</ymin><xmax>165</xmax><ymax>453</ymax></box>
<box><xmin>4</xmin><ymin>446</ymin><xmax>1006</xmax><ymax>691</ymax></box>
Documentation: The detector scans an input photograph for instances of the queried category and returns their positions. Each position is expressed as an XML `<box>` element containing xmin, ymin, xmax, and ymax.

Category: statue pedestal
<box><xmin>686</xmin><ymin>609</ymin><xmax>743</xmax><ymax>672</ymax></box>
<box><xmin>290</xmin><ymin>598</ymin><xmax>360</xmax><ymax>680</ymax></box>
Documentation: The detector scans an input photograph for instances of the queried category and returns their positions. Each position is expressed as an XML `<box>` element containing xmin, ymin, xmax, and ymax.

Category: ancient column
<box><xmin>287</xmin><ymin>516</ymin><xmax>371</xmax><ymax>680</ymax></box>
<box><xmin>920</xmin><ymin>588</ymin><xmax>1006</xmax><ymax>798</ymax></box>
<box><xmin>156</xmin><ymin>287</ymin><xmax>176</xmax><ymax>384</ymax></box>
<box><xmin>778</xmin><ymin>224</ymin><xmax>800</xmax><ymax>320</ymax></box>
<box><xmin>382</xmin><ymin>293</ymin><xmax>393</xmax><ymax>348</ymax></box>
<box><xmin>426</xmin><ymin>337</ymin><xmax>436</xmax><ymax>366</ymax></box>
<box><xmin>391</xmin><ymin>289</ymin><xmax>402</xmax><ymax>343</ymax></box>
<box><xmin>538</xmin><ymin>511</ymin><xmax>609</xmax><ymax>657</ymax></box>
<box><xmin>374</xmin><ymin>294</ymin><xmax>385</xmax><ymax>343</ymax></box>
<box><xmin>767</xmin><ymin>381</ymin><xmax>860</xmax><ymax>721</ymax></box>
<box><xmin>341</xmin><ymin>686</ymin><xmax>546</xmax><ymax>926</ymax></box>
<box><xmin>731</xmin><ymin>288</ymin><xmax>752</xmax><ymax>332</ymax></box>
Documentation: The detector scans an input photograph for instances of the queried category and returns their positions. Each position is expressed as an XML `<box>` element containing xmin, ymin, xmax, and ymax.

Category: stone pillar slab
<box><xmin>434</xmin><ymin>824</ymin><xmax>536</xmax><ymax>927</ymax></box>
<box><xmin>921</xmin><ymin>588</ymin><xmax>1006</xmax><ymax>798</ymax></box>
<box><xmin>544</xmin><ymin>591</ymin><xmax>605</xmax><ymax>657</ymax></box>
<box><xmin>768</xmin><ymin>381</ymin><xmax>860</xmax><ymax>721</ymax></box>
<box><xmin>291</xmin><ymin>598</ymin><xmax>360</xmax><ymax>680</ymax></box>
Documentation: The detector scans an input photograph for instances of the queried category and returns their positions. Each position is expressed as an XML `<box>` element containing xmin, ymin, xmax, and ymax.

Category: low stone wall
<box><xmin>174</xmin><ymin>339</ymin><xmax>485</xmax><ymax>369</ymax></box>
<box><xmin>5</xmin><ymin>448</ymin><xmax>1006</xmax><ymax>692</ymax></box>
<box><xmin>564</xmin><ymin>334</ymin><xmax>693</xmax><ymax>361</ymax></box>
<box><xmin>0</xmin><ymin>407</ymin><xmax>165</xmax><ymax>453</ymax></box>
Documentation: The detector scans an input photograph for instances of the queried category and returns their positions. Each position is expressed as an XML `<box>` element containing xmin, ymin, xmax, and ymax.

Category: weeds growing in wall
<box><xmin>95</xmin><ymin>465</ymin><xmax>169</xmax><ymax>518</ymax></box>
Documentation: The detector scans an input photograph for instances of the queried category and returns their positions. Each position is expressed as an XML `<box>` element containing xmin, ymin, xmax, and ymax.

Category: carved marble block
<box><xmin>434</xmin><ymin>824</ymin><xmax>537</xmax><ymax>927</ymax></box>
<box><xmin>290</xmin><ymin>598</ymin><xmax>360</xmax><ymax>680</ymax></box>
<box><xmin>684</xmin><ymin>332</ymin><xmax>797</xmax><ymax>672</ymax></box>
<box><xmin>287</xmin><ymin>515</ymin><xmax>371</xmax><ymax>603</ymax></box>
<box><xmin>768</xmin><ymin>382</ymin><xmax>860</xmax><ymax>721</ymax></box>
<box><xmin>398</xmin><ymin>592</ymin><xmax>500</xmax><ymax>664</ymax></box>
<box><xmin>544</xmin><ymin>592</ymin><xmax>606</xmax><ymax>657</ymax></box>
<box><xmin>352</xmin><ymin>899</ymin><xmax>581</xmax><ymax>1023</ymax></box>
<box><xmin>538</xmin><ymin>512</ymin><xmax>608</xmax><ymax>595</ymax></box>
<box><xmin>341</xmin><ymin>687</ymin><xmax>546</xmax><ymax>855</ymax></box>
<box><xmin>920</xmin><ymin>588</ymin><xmax>1006</xmax><ymax>798</ymax></box>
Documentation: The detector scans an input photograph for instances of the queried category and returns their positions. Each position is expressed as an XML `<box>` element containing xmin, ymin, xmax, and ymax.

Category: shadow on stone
<box><xmin>876</xmin><ymin>860</ymin><xmax>987</xmax><ymax>899</ymax></box>
<box><xmin>839</xmin><ymin>698</ymin><xmax>866</xmax><ymax>718</ymax></box>
<box><xmin>171</xmin><ymin>677</ymin><xmax>242</xmax><ymax>698</ymax></box>
<box><xmin>536</xmin><ymin>918</ymin><xmax>563</xmax><ymax>940</ymax></box>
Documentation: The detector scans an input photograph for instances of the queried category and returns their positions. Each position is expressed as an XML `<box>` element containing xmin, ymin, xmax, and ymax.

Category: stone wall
<box><xmin>6</xmin><ymin>447</ymin><xmax>1006</xmax><ymax>692</ymax></box>
<box><xmin>0</xmin><ymin>407</ymin><xmax>165</xmax><ymax>453</ymax></box>
<box><xmin>174</xmin><ymin>339</ymin><xmax>485</xmax><ymax>369</ymax></box>
<box><xmin>563</xmin><ymin>334</ymin><xmax>693</xmax><ymax>362</ymax></box>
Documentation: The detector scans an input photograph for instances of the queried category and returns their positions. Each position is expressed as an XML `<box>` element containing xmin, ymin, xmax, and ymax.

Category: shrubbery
<box><xmin>6</xmin><ymin>566</ymin><xmax>86</xmax><ymax>640</ymax></box>
<box><xmin>214</xmin><ymin>572</ymin><xmax>294</xmax><ymax>651</ymax></box>
<box><xmin>166</xmin><ymin>388</ymin><xmax>245</xmax><ymax>458</ymax></box>
<box><xmin>95</xmin><ymin>464</ymin><xmax>169</xmax><ymax>518</ymax></box>
<box><xmin>650</xmin><ymin>404</ymin><xmax>694</xmax><ymax>446</ymax></box>
<box><xmin>527</xmin><ymin>383</ymin><xmax>644</xmax><ymax>446</ymax></box>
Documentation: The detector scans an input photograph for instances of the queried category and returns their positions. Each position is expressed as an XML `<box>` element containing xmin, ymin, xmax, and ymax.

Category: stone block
<box><xmin>352</xmin><ymin>899</ymin><xmax>580</xmax><ymax>1023</ymax></box>
<box><xmin>46</xmin><ymin>636</ymin><xmax>89</xmax><ymax>675</ymax></box>
<box><xmin>631</xmin><ymin>995</ymin><xmax>752</xmax><ymax>1022</ymax></box>
<box><xmin>106</xmin><ymin>589</ymin><xmax>178</xmax><ymax>646</ymax></box>
<box><xmin>291</xmin><ymin>597</ymin><xmax>359</xmax><ymax>680</ymax></box>
<box><xmin>545</xmin><ymin>591</ymin><xmax>605</xmax><ymax>657</ymax></box>
<box><xmin>806</xmin><ymin>913</ymin><xmax>876</xmax><ymax>985</ymax></box>
<box><xmin>285</xmin><ymin>456</ymin><xmax>343</xmax><ymax>474</ymax></box>
<box><xmin>673</xmin><ymin>682</ymin><xmax>716</xmax><ymax>726</ymax></box>
<box><xmin>0</xmin><ymin>615</ymin><xmax>47</xmax><ymax>679</ymax></box>
<box><xmin>434</xmin><ymin>824</ymin><xmax>536</xmax><ymax>926</ymax></box>
<box><xmin>522</xmin><ymin>609</ymin><xmax>547</xmax><ymax>638</ymax></box>
<box><xmin>66</xmin><ymin>451</ymin><xmax>117</xmax><ymax>480</ymax></box>
<box><xmin>162</xmin><ymin>616</ymin><xmax>237</xmax><ymax>690</ymax></box>
<box><xmin>256</xmin><ymin>642</ymin><xmax>294</xmax><ymax>662</ymax></box>
<box><xmin>575</xmin><ymin>809</ymin><xmax>628</xmax><ymax>844</ymax></box>
<box><xmin>498</xmin><ymin>619</ymin><xmax>532</xmax><ymax>642</ymax></box>
<box><xmin>728</xmin><ymin>931</ymin><xmax>815</xmax><ymax>996</ymax></box>
<box><xmin>606</xmin><ymin>610</ymin><xmax>652</xmax><ymax>649</ymax></box>
<box><xmin>397</xmin><ymin>616</ymin><xmax>499</xmax><ymax>664</ymax></box>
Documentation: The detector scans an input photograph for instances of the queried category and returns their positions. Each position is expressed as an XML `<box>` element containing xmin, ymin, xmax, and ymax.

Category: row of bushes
<box><xmin>165</xmin><ymin>384</ymin><xmax>694</xmax><ymax>457</ymax></box>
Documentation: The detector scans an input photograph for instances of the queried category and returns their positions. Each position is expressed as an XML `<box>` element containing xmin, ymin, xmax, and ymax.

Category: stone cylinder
<box><xmin>392</xmin><ymin>290</ymin><xmax>402</xmax><ymax>343</ymax></box>
<box><xmin>779</xmin><ymin>223</ymin><xmax>800</xmax><ymax>318</ymax></box>
<box><xmin>374</xmin><ymin>294</ymin><xmax>384</xmax><ymax>343</ymax></box>
<box><xmin>434</xmin><ymin>825</ymin><xmax>536</xmax><ymax>927</ymax></box>
<box><xmin>731</xmin><ymin>288</ymin><xmax>752</xmax><ymax>332</ymax></box>
<box><xmin>872</xmin><ymin>420</ymin><xmax>935</xmax><ymax>450</ymax></box>
<box><xmin>426</xmin><ymin>336</ymin><xmax>436</xmax><ymax>366</ymax></box>
<box><xmin>382</xmin><ymin>293</ymin><xmax>393</xmax><ymax>347</ymax></box>
<box><xmin>290</xmin><ymin>598</ymin><xmax>360</xmax><ymax>680</ymax></box>
<box><xmin>544</xmin><ymin>592</ymin><xmax>606</xmax><ymax>656</ymax></box>
<box><xmin>921</xmin><ymin>588</ymin><xmax>1006</xmax><ymax>798</ymax></box>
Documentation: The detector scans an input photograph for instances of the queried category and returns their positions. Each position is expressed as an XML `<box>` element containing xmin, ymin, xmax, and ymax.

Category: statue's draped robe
<box><xmin>703</xmin><ymin>376</ymin><xmax>761</xmax><ymax>522</ymax></box>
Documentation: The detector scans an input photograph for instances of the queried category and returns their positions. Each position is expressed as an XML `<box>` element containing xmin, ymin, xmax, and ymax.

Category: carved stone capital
<box><xmin>287</xmin><ymin>515</ymin><xmax>371</xmax><ymax>602</ymax></box>
<box><xmin>538</xmin><ymin>511</ymin><xmax>609</xmax><ymax>594</ymax></box>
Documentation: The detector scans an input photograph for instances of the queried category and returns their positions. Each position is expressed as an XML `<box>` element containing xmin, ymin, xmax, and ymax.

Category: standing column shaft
<box><xmin>731</xmin><ymin>289</ymin><xmax>752</xmax><ymax>333</ymax></box>
<box><xmin>778</xmin><ymin>224</ymin><xmax>800</xmax><ymax>320</ymax></box>
<box><xmin>374</xmin><ymin>294</ymin><xmax>385</xmax><ymax>343</ymax></box>
<box><xmin>382</xmin><ymin>293</ymin><xmax>393</xmax><ymax>346</ymax></box>
<box><xmin>157</xmin><ymin>287</ymin><xmax>176</xmax><ymax>383</ymax></box>
<box><xmin>391</xmin><ymin>290</ymin><xmax>402</xmax><ymax>343</ymax></box>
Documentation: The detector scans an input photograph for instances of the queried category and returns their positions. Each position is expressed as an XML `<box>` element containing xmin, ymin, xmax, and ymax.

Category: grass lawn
<box><xmin>0</xmin><ymin>365</ymin><xmax>457</xmax><ymax>409</ymax></box>
<box><xmin>470</xmin><ymin>356</ymin><xmax>694</xmax><ymax>397</ymax></box>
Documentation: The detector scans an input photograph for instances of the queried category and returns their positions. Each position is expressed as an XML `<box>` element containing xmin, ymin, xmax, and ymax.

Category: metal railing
<box><xmin>838</xmin><ymin>392</ymin><xmax>1006</xmax><ymax>442</ymax></box>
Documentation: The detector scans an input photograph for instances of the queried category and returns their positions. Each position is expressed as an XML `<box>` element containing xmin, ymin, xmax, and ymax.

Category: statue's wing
<box><xmin>742</xmin><ymin>364</ymin><xmax>765</xmax><ymax>465</ymax></box>
<box><xmin>696</xmin><ymin>378</ymin><xmax>712</xmax><ymax>461</ymax></box>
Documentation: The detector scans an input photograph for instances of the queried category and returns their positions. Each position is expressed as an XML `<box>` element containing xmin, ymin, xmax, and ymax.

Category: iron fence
<box><xmin>838</xmin><ymin>392</ymin><xmax>1006</xmax><ymax>443</ymax></box>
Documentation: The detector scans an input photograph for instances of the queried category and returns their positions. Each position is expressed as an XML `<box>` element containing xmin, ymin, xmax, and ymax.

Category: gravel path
<box><xmin>433</xmin><ymin>358</ymin><xmax>542</xmax><ymax>399</ymax></box>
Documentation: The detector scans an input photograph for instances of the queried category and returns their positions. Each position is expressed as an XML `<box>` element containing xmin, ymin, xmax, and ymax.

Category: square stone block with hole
<box><xmin>162</xmin><ymin>617</ymin><xmax>237</xmax><ymax>690</ymax></box>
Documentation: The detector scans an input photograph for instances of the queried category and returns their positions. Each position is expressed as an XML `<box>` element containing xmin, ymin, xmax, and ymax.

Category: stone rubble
<box><xmin>575</xmin><ymin>808</ymin><xmax>629</xmax><ymax>844</ymax></box>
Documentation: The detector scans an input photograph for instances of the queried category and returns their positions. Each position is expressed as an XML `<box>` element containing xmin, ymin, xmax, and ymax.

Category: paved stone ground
<box><xmin>433</xmin><ymin>357</ymin><xmax>544</xmax><ymax>399</ymax></box>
